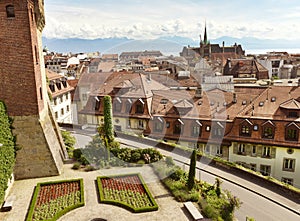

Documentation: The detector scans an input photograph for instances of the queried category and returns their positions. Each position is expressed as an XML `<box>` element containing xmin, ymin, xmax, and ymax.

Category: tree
<box><xmin>103</xmin><ymin>95</ymin><xmax>114</xmax><ymax>142</ymax></box>
<box><xmin>98</xmin><ymin>95</ymin><xmax>114</xmax><ymax>161</ymax></box>
<box><xmin>187</xmin><ymin>149</ymin><xmax>197</xmax><ymax>190</ymax></box>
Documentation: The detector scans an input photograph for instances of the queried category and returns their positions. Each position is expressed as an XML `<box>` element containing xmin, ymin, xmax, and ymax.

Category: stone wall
<box><xmin>13</xmin><ymin>109</ymin><xmax>65</xmax><ymax>179</ymax></box>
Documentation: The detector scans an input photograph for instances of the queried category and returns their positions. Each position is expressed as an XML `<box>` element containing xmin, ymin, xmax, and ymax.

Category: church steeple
<box><xmin>204</xmin><ymin>22</ymin><xmax>208</xmax><ymax>44</ymax></box>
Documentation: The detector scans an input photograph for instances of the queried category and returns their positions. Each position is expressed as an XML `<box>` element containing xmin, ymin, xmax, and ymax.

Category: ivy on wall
<box><xmin>0</xmin><ymin>101</ymin><xmax>16</xmax><ymax>205</ymax></box>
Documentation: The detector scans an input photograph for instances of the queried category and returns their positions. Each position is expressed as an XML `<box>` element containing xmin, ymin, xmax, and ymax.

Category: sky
<box><xmin>43</xmin><ymin>0</ymin><xmax>300</xmax><ymax>41</ymax></box>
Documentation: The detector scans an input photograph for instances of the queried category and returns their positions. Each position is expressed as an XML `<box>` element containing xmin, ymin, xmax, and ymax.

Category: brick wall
<box><xmin>0</xmin><ymin>0</ymin><xmax>44</xmax><ymax>116</ymax></box>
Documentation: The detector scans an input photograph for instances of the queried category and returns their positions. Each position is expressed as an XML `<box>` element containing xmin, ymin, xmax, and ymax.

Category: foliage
<box><xmin>71</xmin><ymin>162</ymin><xmax>81</xmax><ymax>170</ymax></box>
<box><xmin>71</xmin><ymin>134</ymin><xmax>162</xmax><ymax>170</ymax></box>
<box><xmin>103</xmin><ymin>95</ymin><xmax>114</xmax><ymax>143</ymax></box>
<box><xmin>152</xmin><ymin>157</ymin><xmax>241</xmax><ymax>221</ymax></box>
<box><xmin>97</xmin><ymin>173</ymin><xmax>158</xmax><ymax>213</ymax></box>
<box><xmin>61</xmin><ymin>130</ymin><xmax>76</xmax><ymax>158</ymax></box>
<box><xmin>26</xmin><ymin>179</ymin><xmax>84</xmax><ymax>221</ymax></box>
<box><xmin>0</xmin><ymin>101</ymin><xmax>16</xmax><ymax>206</ymax></box>
<box><xmin>187</xmin><ymin>149</ymin><xmax>197</xmax><ymax>190</ymax></box>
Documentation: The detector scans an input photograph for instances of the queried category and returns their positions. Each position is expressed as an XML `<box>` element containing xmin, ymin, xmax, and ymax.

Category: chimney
<box><xmin>195</xmin><ymin>86</ymin><xmax>202</xmax><ymax>98</ymax></box>
<box><xmin>232</xmin><ymin>93</ymin><xmax>237</xmax><ymax>103</ymax></box>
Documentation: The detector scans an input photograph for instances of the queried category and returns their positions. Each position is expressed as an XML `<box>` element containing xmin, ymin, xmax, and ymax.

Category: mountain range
<box><xmin>42</xmin><ymin>36</ymin><xmax>300</xmax><ymax>56</ymax></box>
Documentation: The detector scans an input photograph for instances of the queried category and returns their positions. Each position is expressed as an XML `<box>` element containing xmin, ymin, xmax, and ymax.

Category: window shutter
<box><xmin>257</xmin><ymin>146</ymin><xmax>262</xmax><ymax>157</ymax></box>
<box><xmin>233</xmin><ymin>143</ymin><xmax>238</xmax><ymax>154</ymax></box>
<box><xmin>245</xmin><ymin>144</ymin><xmax>251</xmax><ymax>155</ymax></box>
<box><xmin>271</xmin><ymin>148</ymin><xmax>276</xmax><ymax>158</ymax></box>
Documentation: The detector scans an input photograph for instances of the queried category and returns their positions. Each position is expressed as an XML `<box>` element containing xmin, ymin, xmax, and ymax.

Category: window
<box><xmin>94</xmin><ymin>99</ymin><xmax>100</xmax><ymax>111</ymax></box>
<box><xmin>250</xmin><ymin>163</ymin><xmax>256</xmax><ymax>171</ymax></box>
<box><xmin>154</xmin><ymin>121</ymin><xmax>163</xmax><ymax>132</ymax></box>
<box><xmin>135</xmin><ymin>103</ymin><xmax>143</xmax><ymax>114</ymax></box>
<box><xmin>113</xmin><ymin>101</ymin><xmax>122</xmax><ymax>112</ymax></box>
<box><xmin>286</xmin><ymin>128</ymin><xmax>298</xmax><ymax>141</ymax></box>
<box><xmin>138</xmin><ymin>120</ymin><xmax>144</xmax><ymax>129</ymax></box>
<box><xmin>49</xmin><ymin>83</ymin><xmax>55</xmax><ymax>92</ymax></box>
<box><xmin>240</xmin><ymin>125</ymin><xmax>251</xmax><ymax>136</ymax></box>
<box><xmin>55</xmin><ymin>112</ymin><xmax>58</xmax><ymax>119</ymax></box>
<box><xmin>263</xmin><ymin>127</ymin><xmax>274</xmax><ymax>139</ymax></box>
<box><xmin>6</xmin><ymin>5</ymin><xmax>15</xmax><ymax>18</ymax></box>
<box><xmin>35</xmin><ymin>46</ymin><xmax>39</xmax><ymax>64</ymax></box>
<box><xmin>283</xmin><ymin>158</ymin><xmax>295</xmax><ymax>172</ymax></box>
<box><xmin>166</xmin><ymin>121</ymin><xmax>170</xmax><ymax>128</ymax></box>
<box><xmin>56</xmin><ymin>82</ymin><xmax>61</xmax><ymax>90</ymax></box>
<box><xmin>40</xmin><ymin>87</ymin><xmax>43</xmax><ymax>100</ymax></box>
<box><xmin>54</xmin><ymin>98</ymin><xmax>57</xmax><ymax>105</ymax></box>
<box><xmin>288</xmin><ymin>112</ymin><xmax>299</xmax><ymax>118</ymax></box>
<box><xmin>61</xmin><ymin>108</ymin><xmax>64</xmax><ymax>115</ymax></box>
<box><xmin>191</xmin><ymin>125</ymin><xmax>201</xmax><ymax>137</ymax></box>
<box><xmin>253</xmin><ymin>125</ymin><xmax>259</xmax><ymax>131</ymax></box>
<box><xmin>65</xmin><ymin>93</ymin><xmax>69</xmax><ymax>100</ymax></box>
<box><xmin>205</xmin><ymin>125</ymin><xmax>210</xmax><ymax>131</ymax></box>
<box><xmin>125</xmin><ymin>101</ymin><xmax>132</xmax><ymax>113</ymax></box>
<box><xmin>213</xmin><ymin>127</ymin><xmax>223</xmax><ymax>137</ymax></box>
<box><xmin>260</xmin><ymin>165</ymin><xmax>271</xmax><ymax>176</ymax></box>
<box><xmin>262</xmin><ymin>146</ymin><xmax>271</xmax><ymax>157</ymax></box>
<box><xmin>82</xmin><ymin>93</ymin><xmax>88</xmax><ymax>101</ymax></box>
<box><xmin>67</xmin><ymin>105</ymin><xmax>70</xmax><ymax>112</ymax></box>
<box><xmin>160</xmin><ymin>99</ymin><xmax>168</xmax><ymax>104</ymax></box>
<box><xmin>252</xmin><ymin>146</ymin><xmax>256</xmax><ymax>156</ymax></box>
<box><xmin>281</xmin><ymin>178</ymin><xmax>293</xmax><ymax>186</ymax></box>
<box><xmin>238</xmin><ymin>144</ymin><xmax>245</xmax><ymax>155</ymax></box>
<box><xmin>216</xmin><ymin>146</ymin><xmax>223</xmax><ymax>156</ymax></box>
<box><xmin>173</xmin><ymin>123</ymin><xmax>183</xmax><ymax>135</ymax></box>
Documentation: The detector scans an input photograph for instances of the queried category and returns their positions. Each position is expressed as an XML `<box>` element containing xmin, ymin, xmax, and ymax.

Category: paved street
<box><xmin>115</xmin><ymin>137</ymin><xmax>300</xmax><ymax>221</ymax></box>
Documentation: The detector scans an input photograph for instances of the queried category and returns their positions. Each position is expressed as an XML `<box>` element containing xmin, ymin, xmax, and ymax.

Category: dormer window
<box><xmin>6</xmin><ymin>5</ymin><xmax>15</xmax><ymax>18</ymax></box>
<box><xmin>154</xmin><ymin>117</ymin><xmax>164</xmax><ymax>133</ymax></box>
<box><xmin>285</xmin><ymin>123</ymin><xmax>299</xmax><ymax>141</ymax></box>
<box><xmin>240</xmin><ymin>119</ymin><xmax>252</xmax><ymax>137</ymax></box>
<box><xmin>191</xmin><ymin>120</ymin><xmax>202</xmax><ymax>137</ymax></box>
<box><xmin>262</xmin><ymin>120</ymin><xmax>275</xmax><ymax>139</ymax></box>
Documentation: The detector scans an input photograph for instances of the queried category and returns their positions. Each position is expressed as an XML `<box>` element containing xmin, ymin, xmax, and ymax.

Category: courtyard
<box><xmin>0</xmin><ymin>164</ymin><xmax>192</xmax><ymax>221</ymax></box>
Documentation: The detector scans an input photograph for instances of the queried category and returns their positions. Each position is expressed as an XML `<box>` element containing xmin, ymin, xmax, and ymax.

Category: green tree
<box><xmin>187</xmin><ymin>149</ymin><xmax>197</xmax><ymax>190</ymax></box>
<box><xmin>98</xmin><ymin>95</ymin><xmax>114</xmax><ymax>161</ymax></box>
<box><xmin>103</xmin><ymin>95</ymin><xmax>114</xmax><ymax>142</ymax></box>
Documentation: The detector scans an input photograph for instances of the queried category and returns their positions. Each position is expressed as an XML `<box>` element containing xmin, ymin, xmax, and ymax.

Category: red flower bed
<box><xmin>97</xmin><ymin>173</ymin><xmax>158</xmax><ymax>213</ymax></box>
<box><xmin>26</xmin><ymin>179</ymin><xmax>84</xmax><ymax>221</ymax></box>
<box><xmin>101</xmin><ymin>175</ymin><xmax>145</xmax><ymax>195</ymax></box>
<box><xmin>36</xmin><ymin>181</ymin><xmax>80</xmax><ymax>206</ymax></box>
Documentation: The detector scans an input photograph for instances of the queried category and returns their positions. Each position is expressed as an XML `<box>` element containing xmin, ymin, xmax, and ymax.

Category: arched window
<box><xmin>6</xmin><ymin>5</ymin><xmax>15</xmax><ymax>18</ymax></box>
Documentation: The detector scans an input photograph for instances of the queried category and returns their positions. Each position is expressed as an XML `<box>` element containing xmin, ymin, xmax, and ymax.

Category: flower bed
<box><xmin>26</xmin><ymin>179</ymin><xmax>84</xmax><ymax>221</ymax></box>
<box><xmin>97</xmin><ymin>173</ymin><xmax>158</xmax><ymax>213</ymax></box>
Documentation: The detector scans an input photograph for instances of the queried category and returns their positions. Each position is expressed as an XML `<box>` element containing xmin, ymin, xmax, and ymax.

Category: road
<box><xmin>70</xmin><ymin>131</ymin><xmax>300</xmax><ymax>221</ymax></box>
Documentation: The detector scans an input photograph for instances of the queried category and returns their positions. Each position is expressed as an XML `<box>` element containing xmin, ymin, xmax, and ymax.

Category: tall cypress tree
<box><xmin>188</xmin><ymin>149</ymin><xmax>197</xmax><ymax>190</ymax></box>
<box><xmin>103</xmin><ymin>95</ymin><xmax>114</xmax><ymax>143</ymax></box>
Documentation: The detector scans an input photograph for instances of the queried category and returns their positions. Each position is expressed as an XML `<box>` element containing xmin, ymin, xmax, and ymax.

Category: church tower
<box><xmin>0</xmin><ymin>0</ymin><xmax>67</xmax><ymax>179</ymax></box>
<box><xmin>200</xmin><ymin>22</ymin><xmax>211</xmax><ymax>58</ymax></box>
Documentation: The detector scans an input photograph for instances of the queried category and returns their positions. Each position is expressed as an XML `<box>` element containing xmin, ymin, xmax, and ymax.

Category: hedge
<box><xmin>26</xmin><ymin>179</ymin><xmax>85</xmax><ymax>221</ymax></box>
<box><xmin>0</xmin><ymin>101</ymin><xmax>16</xmax><ymax>206</ymax></box>
<box><xmin>97</xmin><ymin>173</ymin><xmax>158</xmax><ymax>213</ymax></box>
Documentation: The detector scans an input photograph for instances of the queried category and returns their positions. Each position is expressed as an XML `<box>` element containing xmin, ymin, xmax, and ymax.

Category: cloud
<box><xmin>43</xmin><ymin>0</ymin><xmax>300</xmax><ymax>40</ymax></box>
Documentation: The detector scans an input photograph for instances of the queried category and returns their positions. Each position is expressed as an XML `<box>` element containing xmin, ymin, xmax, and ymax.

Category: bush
<box><xmin>73</xmin><ymin>149</ymin><xmax>82</xmax><ymax>160</ymax></box>
<box><xmin>72</xmin><ymin>162</ymin><xmax>81</xmax><ymax>170</ymax></box>
<box><xmin>169</xmin><ymin>167</ymin><xmax>185</xmax><ymax>181</ymax></box>
<box><xmin>61</xmin><ymin>130</ymin><xmax>76</xmax><ymax>158</ymax></box>
<box><xmin>85</xmin><ymin>165</ymin><xmax>96</xmax><ymax>172</ymax></box>
<box><xmin>0</xmin><ymin>101</ymin><xmax>16</xmax><ymax>205</ymax></box>
<box><xmin>131</xmin><ymin>152</ymin><xmax>141</xmax><ymax>162</ymax></box>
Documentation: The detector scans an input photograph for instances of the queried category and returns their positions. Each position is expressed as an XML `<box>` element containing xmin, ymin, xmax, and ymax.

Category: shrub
<box><xmin>0</xmin><ymin>101</ymin><xmax>16</xmax><ymax>206</ymax></box>
<box><xmin>131</xmin><ymin>151</ymin><xmax>141</xmax><ymax>162</ymax></box>
<box><xmin>85</xmin><ymin>165</ymin><xmax>96</xmax><ymax>172</ymax></box>
<box><xmin>72</xmin><ymin>162</ymin><xmax>81</xmax><ymax>170</ymax></box>
<box><xmin>73</xmin><ymin>149</ymin><xmax>82</xmax><ymax>160</ymax></box>
<box><xmin>61</xmin><ymin>130</ymin><xmax>76</xmax><ymax>158</ymax></box>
